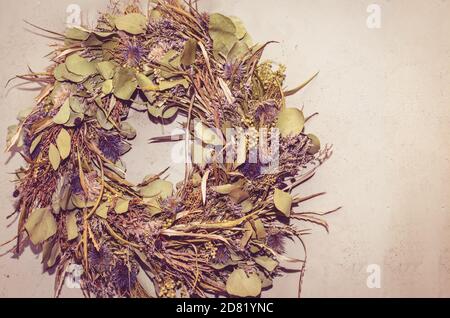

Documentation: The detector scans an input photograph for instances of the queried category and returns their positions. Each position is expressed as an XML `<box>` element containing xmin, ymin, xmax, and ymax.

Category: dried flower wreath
<box><xmin>3</xmin><ymin>0</ymin><xmax>338</xmax><ymax>298</ymax></box>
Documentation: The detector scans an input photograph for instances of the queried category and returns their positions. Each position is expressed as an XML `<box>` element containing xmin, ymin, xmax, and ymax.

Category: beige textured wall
<box><xmin>0</xmin><ymin>0</ymin><xmax>449</xmax><ymax>298</ymax></box>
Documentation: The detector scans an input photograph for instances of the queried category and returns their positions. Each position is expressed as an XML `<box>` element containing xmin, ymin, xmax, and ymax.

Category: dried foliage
<box><xmin>3</xmin><ymin>0</ymin><xmax>337</xmax><ymax>298</ymax></box>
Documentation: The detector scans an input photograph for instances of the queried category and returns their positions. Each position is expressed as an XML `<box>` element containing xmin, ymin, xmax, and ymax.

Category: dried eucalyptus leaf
<box><xmin>140</xmin><ymin>179</ymin><xmax>173</xmax><ymax>200</ymax></box>
<box><xmin>69</xmin><ymin>96</ymin><xmax>84</xmax><ymax>113</ymax></box>
<box><xmin>64</xmin><ymin>112</ymin><xmax>84</xmax><ymax>128</ymax></box>
<box><xmin>158</xmin><ymin>78</ymin><xmax>189</xmax><ymax>91</ymax></box>
<box><xmin>276</xmin><ymin>108</ymin><xmax>305</xmax><ymax>137</ymax></box>
<box><xmin>120</xmin><ymin>122</ymin><xmax>136</xmax><ymax>139</ymax></box>
<box><xmin>56</xmin><ymin>128</ymin><xmax>71</xmax><ymax>160</ymax></box>
<box><xmin>307</xmin><ymin>134</ymin><xmax>321</xmax><ymax>155</ymax></box>
<box><xmin>17</xmin><ymin>107</ymin><xmax>33</xmax><ymax>122</ymax></box>
<box><xmin>95</xmin><ymin>202</ymin><xmax>109</xmax><ymax>219</ymax></box>
<box><xmin>65</xmin><ymin>27</ymin><xmax>90</xmax><ymax>41</ymax></box>
<box><xmin>254</xmin><ymin>256</ymin><xmax>278</xmax><ymax>272</ymax></box>
<box><xmin>226</xmin><ymin>268</ymin><xmax>262</xmax><ymax>297</ymax></box>
<box><xmin>102</xmin><ymin>79</ymin><xmax>114</xmax><ymax>95</ymax></box>
<box><xmin>66</xmin><ymin>54</ymin><xmax>97</xmax><ymax>77</ymax></box>
<box><xmin>229</xmin><ymin>16</ymin><xmax>247</xmax><ymax>40</ymax></box>
<box><xmin>48</xmin><ymin>143</ymin><xmax>61</xmax><ymax>170</ymax></box>
<box><xmin>161</xmin><ymin>107</ymin><xmax>178</xmax><ymax>119</ymax></box>
<box><xmin>181</xmin><ymin>38</ymin><xmax>197</xmax><ymax>66</ymax></box>
<box><xmin>115</xmin><ymin>198</ymin><xmax>130</xmax><ymax>214</ymax></box>
<box><xmin>66</xmin><ymin>211</ymin><xmax>79</xmax><ymax>241</ymax></box>
<box><xmin>253</xmin><ymin>218</ymin><xmax>266</xmax><ymax>239</ymax></box>
<box><xmin>53</xmin><ymin>99</ymin><xmax>71</xmax><ymax>125</ymax></box>
<box><xmin>113</xmin><ymin>68</ymin><xmax>137</xmax><ymax>100</ymax></box>
<box><xmin>115</xmin><ymin>13</ymin><xmax>147</xmax><ymax>35</ymax></box>
<box><xmin>209</xmin><ymin>14</ymin><xmax>238</xmax><ymax>58</ymax></box>
<box><xmin>194</xmin><ymin>122</ymin><xmax>223</xmax><ymax>146</ymax></box>
<box><xmin>136</xmin><ymin>73</ymin><xmax>158</xmax><ymax>91</ymax></box>
<box><xmin>274</xmin><ymin>188</ymin><xmax>292</xmax><ymax>217</ymax></box>
<box><xmin>96</xmin><ymin>109</ymin><xmax>113</xmax><ymax>130</ymax></box>
<box><xmin>228</xmin><ymin>41</ymin><xmax>249</xmax><ymax>61</ymax></box>
<box><xmin>97</xmin><ymin>61</ymin><xmax>116</xmax><ymax>80</ymax></box>
<box><xmin>24</xmin><ymin>207</ymin><xmax>57</xmax><ymax>245</ymax></box>
<box><xmin>30</xmin><ymin>134</ymin><xmax>42</xmax><ymax>154</ymax></box>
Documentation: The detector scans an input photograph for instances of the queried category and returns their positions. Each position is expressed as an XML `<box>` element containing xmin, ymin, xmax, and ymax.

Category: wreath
<box><xmin>4</xmin><ymin>0</ymin><xmax>336</xmax><ymax>298</ymax></box>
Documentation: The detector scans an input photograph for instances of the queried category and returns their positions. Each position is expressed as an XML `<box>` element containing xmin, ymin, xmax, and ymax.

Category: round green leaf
<box><xmin>307</xmin><ymin>134</ymin><xmax>321</xmax><ymax>155</ymax></box>
<box><xmin>56</xmin><ymin>128</ymin><xmax>71</xmax><ymax>160</ymax></box>
<box><xmin>139</xmin><ymin>179</ymin><xmax>173</xmax><ymax>200</ymax></box>
<box><xmin>274</xmin><ymin>188</ymin><xmax>292</xmax><ymax>217</ymax></box>
<box><xmin>66</xmin><ymin>54</ymin><xmax>97</xmax><ymax>77</ymax></box>
<box><xmin>24</xmin><ymin>207</ymin><xmax>57</xmax><ymax>245</ymax></box>
<box><xmin>53</xmin><ymin>99</ymin><xmax>71</xmax><ymax>125</ymax></box>
<box><xmin>115</xmin><ymin>198</ymin><xmax>130</xmax><ymax>214</ymax></box>
<box><xmin>226</xmin><ymin>269</ymin><xmax>262</xmax><ymax>297</ymax></box>
<box><xmin>115</xmin><ymin>13</ymin><xmax>147</xmax><ymax>35</ymax></box>
<box><xmin>276</xmin><ymin>108</ymin><xmax>305</xmax><ymax>137</ymax></box>
<box><xmin>66</xmin><ymin>211</ymin><xmax>79</xmax><ymax>241</ymax></box>
<box><xmin>48</xmin><ymin>143</ymin><xmax>61</xmax><ymax>170</ymax></box>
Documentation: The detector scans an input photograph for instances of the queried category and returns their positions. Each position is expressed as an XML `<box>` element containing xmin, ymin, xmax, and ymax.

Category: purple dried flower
<box><xmin>254</xmin><ymin>100</ymin><xmax>278</xmax><ymax>125</ymax></box>
<box><xmin>88</xmin><ymin>246</ymin><xmax>112</xmax><ymax>272</ymax></box>
<box><xmin>214</xmin><ymin>246</ymin><xmax>230</xmax><ymax>264</ymax></box>
<box><xmin>71</xmin><ymin>175</ymin><xmax>84</xmax><ymax>195</ymax></box>
<box><xmin>122</xmin><ymin>43</ymin><xmax>144</xmax><ymax>67</ymax></box>
<box><xmin>239</xmin><ymin>162</ymin><xmax>262</xmax><ymax>180</ymax></box>
<box><xmin>112</xmin><ymin>263</ymin><xmax>138</xmax><ymax>291</ymax></box>
<box><xmin>267</xmin><ymin>232</ymin><xmax>286</xmax><ymax>254</ymax></box>
<box><xmin>98</xmin><ymin>134</ymin><xmax>122</xmax><ymax>162</ymax></box>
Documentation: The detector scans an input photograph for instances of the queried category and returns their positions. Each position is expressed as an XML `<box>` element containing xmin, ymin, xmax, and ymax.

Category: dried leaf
<box><xmin>276</xmin><ymin>108</ymin><xmax>305</xmax><ymax>137</ymax></box>
<box><xmin>95</xmin><ymin>202</ymin><xmax>110</xmax><ymax>219</ymax></box>
<box><xmin>97</xmin><ymin>61</ymin><xmax>116</xmax><ymax>80</ymax></box>
<box><xmin>56</xmin><ymin>128</ymin><xmax>71</xmax><ymax>160</ymax></box>
<box><xmin>29</xmin><ymin>134</ymin><xmax>42</xmax><ymax>154</ymax></box>
<box><xmin>201</xmin><ymin>170</ymin><xmax>210</xmax><ymax>205</ymax></box>
<box><xmin>194</xmin><ymin>122</ymin><xmax>223</xmax><ymax>146</ymax></box>
<box><xmin>66</xmin><ymin>54</ymin><xmax>97</xmax><ymax>77</ymax></box>
<box><xmin>66</xmin><ymin>211</ymin><xmax>78</xmax><ymax>241</ymax></box>
<box><xmin>181</xmin><ymin>38</ymin><xmax>197</xmax><ymax>66</ymax></box>
<box><xmin>102</xmin><ymin>79</ymin><xmax>114</xmax><ymax>95</ymax></box>
<box><xmin>53</xmin><ymin>99</ymin><xmax>71</xmax><ymax>125</ymax></box>
<box><xmin>307</xmin><ymin>134</ymin><xmax>321</xmax><ymax>155</ymax></box>
<box><xmin>65</xmin><ymin>27</ymin><xmax>90</xmax><ymax>41</ymax></box>
<box><xmin>140</xmin><ymin>179</ymin><xmax>173</xmax><ymax>200</ymax></box>
<box><xmin>24</xmin><ymin>207</ymin><xmax>57</xmax><ymax>245</ymax></box>
<box><xmin>254</xmin><ymin>256</ymin><xmax>278</xmax><ymax>272</ymax></box>
<box><xmin>48</xmin><ymin>143</ymin><xmax>61</xmax><ymax>170</ymax></box>
<box><xmin>226</xmin><ymin>269</ymin><xmax>262</xmax><ymax>297</ymax></box>
<box><xmin>113</xmin><ymin>68</ymin><xmax>137</xmax><ymax>100</ymax></box>
<box><xmin>115</xmin><ymin>13</ymin><xmax>147</xmax><ymax>35</ymax></box>
<box><xmin>274</xmin><ymin>188</ymin><xmax>292</xmax><ymax>217</ymax></box>
<box><xmin>115</xmin><ymin>198</ymin><xmax>130</xmax><ymax>214</ymax></box>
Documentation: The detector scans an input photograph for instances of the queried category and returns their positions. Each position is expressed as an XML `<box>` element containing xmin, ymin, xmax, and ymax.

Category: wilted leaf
<box><xmin>228</xmin><ymin>41</ymin><xmax>249</xmax><ymax>61</ymax></box>
<box><xmin>30</xmin><ymin>134</ymin><xmax>42</xmax><ymax>154</ymax></box>
<box><xmin>226</xmin><ymin>268</ymin><xmax>262</xmax><ymax>297</ymax></box>
<box><xmin>194</xmin><ymin>122</ymin><xmax>223</xmax><ymax>146</ymax></box>
<box><xmin>65</xmin><ymin>27</ymin><xmax>90</xmax><ymax>41</ymax></box>
<box><xmin>209</xmin><ymin>13</ymin><xmax>238</xmax><ymax>57</ymax></box>
<box><xmin>24</xmin><ymin>207</ymin><xmax>57</xmax><ymax>245</ymax></box>
<box><xmin>274</xmin><ymin>188</ymin><xmax>292</xmax><ymax>217</ymax></box>
<box><xmin>97</xmin><ymin>61</ymin><xmax>116</xmax><ymax>80</ymax></box>
<box><xmin>307</xmin><ymin>134</ymin><xmax>321</xmax><ymax>155</ymax></box>
<box><xmin>120</xmin><ymin>122</ymin><xmax>136</xmax><ymax>139</ymax></box>
<box><xmin>66</xmin><ymin>54</ymin><xmax>97</xmax><ymax>77</ymax></box>
<box><xmin>276</xmin><ymin>108</ymin><xmax>305</xmax><ymax>137</ymax></box>
<box><xmin>255</xmin><ymin>256</ymin><xmax>278</xmax><ymax>272</ymax></box>
<box><xmin>136</xmin><ymin>73</ymin><xmax>158</xmax><ymax>91</ymax></box>
<box><xmin>158</xmin><ymin>78</ymin><xmax>189</xmax><ymax>91</ymax></box>
<box><xmin>96</xmin><ymin>109</ymin><xmax>114</xmax><ymax>130</ymax></box>
<box><xmin>48</xmin><ymin>143</ymin><xmax>61</xmax><ymax>170</ymax></box>
<box><xmin>115</xmin><ymin>13</ymin><xmax>147</xmax><ymax>35</ymax></box>
<box><xmin>66</xmin><ymin>211</ymin><xmax>78</xmax><ymax>241</ymax></box>
<box><xmin>95</xmin><ymin>202</ymin><xmax>110</xmax><ymax>219</ymax></box>
<box><xmin>102</xmin><ymin>79</ymin><xmax>114</xmax><ymax>95</ymax></box>
<box><xmin>113</xmin><ymin>68</ymin><xmax>137</xmax><ymax>100</ymax></box>
<box><xmin>140</xmin><ymin>179</ymin><xmax>173</xmax><ymax>200</ymax></box>
<box><xmin>69</xmin><ymin>96</ymin><xmax>84</xmax><ymax>113</ymax></box>
<box><xmin>115</xmin><ymin>198</ymin><xmax>130</xmax><ymax>214</ymax></box>
<box><xmin>181</xmin><ymin>38</ymin><xmax>197</xmax><ymax>66</ymax></box>
<box><xmin>213</xmin><ymin>180</ymin><xmax>244</xmax><ymax>194</ymax></box>
<box><xmin>229</xmin><ymin>16</ymin><xmax>247</xmax><ymax>40</ymax></box>
<box><xmin>253</xmin><ymin>218</ymin><xmax>266</xmax><ymax>239</ymax></box>
<box><xmin>56</xmin><ymin>128</ymin><xmax>71</xmax><ymax>160</ymax></box>
<box><xmin>53</xmin><ymin>99</ymin><xmax>71</xmax><ymax>125</ymax></box>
